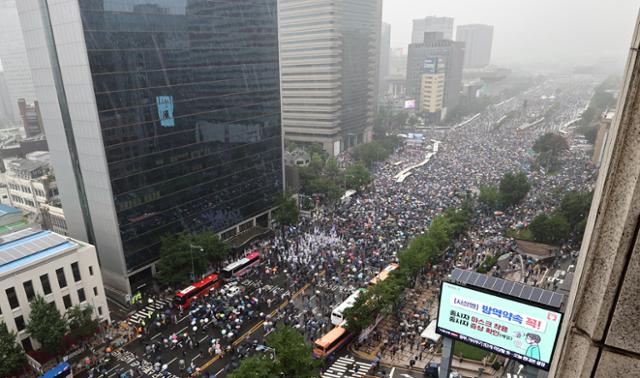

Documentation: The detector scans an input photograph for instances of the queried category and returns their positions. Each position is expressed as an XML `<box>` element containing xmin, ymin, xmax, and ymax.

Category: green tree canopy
<box><xmin>0</xmin><ymin>322</ymin><xmax>26</xmax><ymax>377</ymax></box>
<box><xmin>345</xmin><ymin>162</ymin><xmax>372</xmax><ymax>190</ymax></box>
<box><xmin>533</xmin><ymin>133</ymin><xmax>569</xmax><ymax>171</ymax></box>
<box><xmin>529</xmin><ymin>213</ymin><xmax>571</xmax><ymax>245</ymax></box>
<box><xmin>66</xmin><ymin>305</ymin><xmax>98</xmax><ymax>341</ymax></box>
<box><xmin>227</xmin><ymin>356</ymin><xmax>279</xmax><ymax>378</ymax></box>
<box><xmin>274</xmin><ymin>194</ymin><xmax>300</xmax><ymax>227</ymax></box>
<box><xmin>558</xmin><ymin>191</ymin><xmax>593</xmax><ymax>230</ymax></box>
<box><xmin>27</xmin><ymin>295</ymin><xmax>68</xmax><ymax>356</ymax></box>
<box><xmin>499</xmin><ymin>171</ymin><xmax>531</xmax><ymax>207</ymax></box>
<box><xmin>478</xmin><ymin>185</ymin><xmax>501</xmax><ymax>210</ymax></box>
<box><xmin>266</xmin><ymin>326</ymin><xmax>320</xmax><ymax>377</ymax></box>
<box><xmin>156</xmin><ymin>231</ymin><xmax>230</xmax><ymax>286</ymax></box>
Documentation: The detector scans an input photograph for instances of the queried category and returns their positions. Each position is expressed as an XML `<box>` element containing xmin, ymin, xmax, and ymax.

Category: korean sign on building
<box><xmin>436</xmin><ymin>282</ymin><xmax>563</xmax><ymax>371</ymax></box>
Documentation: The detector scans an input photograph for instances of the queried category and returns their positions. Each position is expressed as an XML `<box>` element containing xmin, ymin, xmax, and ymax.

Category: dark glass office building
<box><xmin>18</xmin><ymin>0</ymin><xmax>283</xmax><ymax>296</ymax></box>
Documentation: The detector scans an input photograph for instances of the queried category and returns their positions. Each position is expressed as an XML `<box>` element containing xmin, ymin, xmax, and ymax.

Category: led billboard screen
<box><xmin>436</xmin><ymin>282</ymin><xmax>563</xmax><ymax>371</ymax></box>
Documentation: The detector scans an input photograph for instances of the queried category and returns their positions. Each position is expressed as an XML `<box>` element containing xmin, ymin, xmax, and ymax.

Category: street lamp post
<box><xmin>190</xmin><ymin>244</ymin><xmax>204</xmax><ymax>281</ymax></box>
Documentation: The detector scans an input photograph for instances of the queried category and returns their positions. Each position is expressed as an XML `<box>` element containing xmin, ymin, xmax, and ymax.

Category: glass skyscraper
<box><xmin>17</xmin><ymin>0</ymin><xmax>283</xmax><ymax>297</ymax></box>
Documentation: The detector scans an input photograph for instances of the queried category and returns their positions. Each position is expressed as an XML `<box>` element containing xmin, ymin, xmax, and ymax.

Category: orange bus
<box><xmin>368</xmin><ymin>263</ymin><xmax>399</xmax><ymax>287</ymax></box>
<box><xmin>312</xmin><ymin>325</ymin><xmax>354</xmax><ymax>359</ymax></box>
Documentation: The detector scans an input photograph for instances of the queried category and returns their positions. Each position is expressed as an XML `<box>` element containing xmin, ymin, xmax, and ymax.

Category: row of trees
<box><xmin>343</xmin><ymin>205</ymin><xmax>473</xmax><ymax>334</ymax></box>
<box><xmin>479</xmin><ymin>171</ymin><xmax>532</xmax><ymax>210</ymax></box>
<box><xmin>156</xmin><ymin>231</ymin><xmax>230</xmax><ymax>287</ymax></box>
<box><xmin>578</xmin><ymin>76</ymin><xmax>620</xmax><ymax>143</ymax></box>
<box><xmin>529</xmin><ymin>191</ymin><xmax>593</xmax><ymax>245</ymax></box>
<box><xmin>228</xmin><ymin>326</ymin><xmax>319</xmax><ymax>378</ymax></box>
<box><xmin>1</xmin><ymin>297</ymin><xmax>98</xmax><ymax>376</ymax></box>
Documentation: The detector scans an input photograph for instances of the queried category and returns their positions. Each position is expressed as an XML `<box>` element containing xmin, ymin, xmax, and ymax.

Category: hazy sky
<box><xmin>384</xmin><ymin>0</ymin><xmax>640</xmax><ymax>69</ymax></box>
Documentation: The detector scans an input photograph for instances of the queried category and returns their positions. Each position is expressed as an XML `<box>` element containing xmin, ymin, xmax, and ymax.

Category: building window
<box><xmin>15</xmin><ymin>315</ymin><xmax>25</xmax><ymax>332</ymax></box>
<box><xmin>62</xmin><ymin>294</ymin><xmax>72</xmax><ymax>309</ymax></box>
<box><xmin>97</xmin><ymin>306</ymin><xmax>103</xmax><ymax>316</ymax></box>
<box><xmin>93</xmin><ymin>287</ymin><xmax>98</xmax><ymax>296</ymax></box>
<box><xmin>56</xmin><ymin>268</ymin><xmax>67</xmax><ymax>288</ymax></box>
<box><xmin>23</xmin><ymin>280</ymin><xmax>35</xmax><ymax>301</ymax></box>
<box><xmin>89</xmin><ymin>266</ymin><xmax>94</xmax><ymax>276</ymax></box>
<box><xmin>77</xmin><ymin>288</ymin><xmax>86</xmax><ymax>303</ymax></box>
<box><xmin>40</xmin><ymin>274</ymin><xmax>52</xmax><ymax>295</ymax></box>
<box><xmin>71</xmin><ymin>262</ymin><xmax>81</xmax><ymax>282</ymax></box>
<box><xmin>21</xmin><ymin>338</ymin><xmax>33</xmax><ymax>352</ymax></box>
<box><xmin>5</xmin><ymin>287</ymin><xmax>19</xmax><ymax>309</ymax></box>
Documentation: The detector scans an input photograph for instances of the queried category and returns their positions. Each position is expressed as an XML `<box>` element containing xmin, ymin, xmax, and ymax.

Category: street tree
<box><xmin>352</xmin><ymin>142</ymin><xmax>389</xmax><ymax>168</ymax></box>
<box><xmin>499</xmin><ymin>171</ymin><xmax>531</xmax><ymax>207</ymax></box>
<box><xmin>27</xmin><ymin>295</ymin><xmax>68</xmax><ymax>356</ymax></box>
<box><xmin>478</xmin><ymin>185</ymin><xmax>501</xmax><ymax>210</ymax></box>
<box><xmin>66</xmin><ymin>305</ymin><xmax>98</xmax><ymax>341</ymax></box>
<box><xmin>266</xmin><ymin>326</ymin><xmax>320</xmax><ymax>377</ymax></box>
<box><xmin>533</xmin><ymin>133</ymin><xmax>568</xmax><ymax>171</ymax></box>
<box><xmin>324</xmin><ymin>157</ymin><xmax>342</xmax><ymax>181</ymax></box>
<box><xmin>559</xmin><ymin>191</ymin><xmax>593</xmax><ymax>230</ymax></box>
<box><xmin>274</xmin><ymin>194</ymin><xmax>300</xmax><ymax>237</ymax></box>
<box><xmin>156</xmin><ymin>232</ymin><xmax>229</xmax><ymax>286</ymax></box>
<box><xmin>0</xmin><ymin>322</ymin><xmax>26</xmax><ymax>377</ymax></box>
<box><xmin>345</xmin><ymin>162</ymin><xmax>372</xmax><ymax>190</ymax></box>
<box><xmin>228</xmin><ymin>356</ymin><xmax>278</xmax><ymax>378</ymax></box>
<box><xmin>529</xmin><ymin>213</ymin><xmax>571</xmax><ymax>245</ymax></box>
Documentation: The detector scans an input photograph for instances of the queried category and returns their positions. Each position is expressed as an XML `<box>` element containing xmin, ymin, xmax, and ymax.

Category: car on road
<box><xmin>221</xmin><ymin>282</ymin><xmax>243</xmax><ymax>298</ymax></box>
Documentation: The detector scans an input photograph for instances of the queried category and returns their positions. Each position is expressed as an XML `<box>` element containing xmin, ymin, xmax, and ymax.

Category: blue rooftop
<box><xmin>0</xmin><ymin>204</ymin><xmax>21</xmax><ymax>216</ymax></box>
<box><xmin>0</xmin><ymin>230</ymin><xmax>76</xmax><ymax>275</ymax></box>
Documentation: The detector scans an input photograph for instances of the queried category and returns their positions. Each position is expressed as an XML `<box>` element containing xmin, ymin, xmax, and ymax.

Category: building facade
<box><xmin>5</xmin><ymin>159</ymin><xmax>57</xmax><ymax>215</ymax></box>
<box><xmin>407</xmin><ymin>32</ymin><xmax>465</xmax><ymax>113</ymax></box>
<box><xmin>0</xmin><ymin>0</ymin><xmax>36</xmax><ymax>121</ymax></box>
<box><xmin>592</xmin><ymin>110</ymin><xmax>615</xmax><ymax>166</ymax></box>
<box><xmin>18</xmin><ymin>98</ymin><xmax>44</xmax><ymax>137</ymax></box>
<box><xmin>0</xmin><ymin>229</ymin><xmax>109</xmax><ymax>352</ymax></box>
<box><xmin>17</xmin><ymin>0</ymin><xmax>283</xmax><ymax>298</ymax></box>
<box><xmin>379</xmin><ymin>22</ymin><xmax>391</xmax><ymax>96</ymax></box>
<box><xmin>419</xmin><ymin>57</ymin><xmax>446</xmax><ymax>115</ymax></box>
<box><xmin>411</xmin><ymin>16</ymin><xmax>454</xmax><ymax>43</ymax></box>
<box><xmin>456</xmin><ymin>24</ymin><xmax>494</xmax><ymax>68</ymax></box>
<box><xmin>279</xmin><ymin>0</ymin><xmax>382</xmax><ymax>156</ymax></box>
<box><xmin>40</xmin><ymin>202</ymin><xmax>67</xmax><ymax>236</ymax></box>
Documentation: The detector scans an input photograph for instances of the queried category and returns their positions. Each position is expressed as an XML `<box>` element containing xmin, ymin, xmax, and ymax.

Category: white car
<box><xmin>225</xmin><ymin>285</ymin><xmax>242</xmax><ymax>298</ymax></box>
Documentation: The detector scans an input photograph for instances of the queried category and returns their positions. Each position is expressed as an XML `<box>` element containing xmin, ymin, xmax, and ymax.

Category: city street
<box><xmin>85</xmin><ymin>76</ymin><xmax>598</xmax><ymax>378</ymax></box>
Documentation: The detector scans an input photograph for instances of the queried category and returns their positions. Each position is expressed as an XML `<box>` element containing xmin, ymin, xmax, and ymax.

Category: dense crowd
<box><xmin>95</xmin><ymin>77</ymin><xmax>599</xmax><ymax>378</ymax></box>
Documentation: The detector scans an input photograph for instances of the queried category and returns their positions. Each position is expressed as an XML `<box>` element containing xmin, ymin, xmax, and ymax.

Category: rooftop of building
<box><xmin>8</xmin><ymin>158</ymin><xmax>47</xmax><ymax>172</ymax></box>
<box><xmin>0</xmin><ymin>229</ymin><xmax>77</xmax><ymax>275</ymax></box>
<box><xmin>0</xmin><ymin>204</ymin><xmax>21</xmax><ymax>216</ymax></box>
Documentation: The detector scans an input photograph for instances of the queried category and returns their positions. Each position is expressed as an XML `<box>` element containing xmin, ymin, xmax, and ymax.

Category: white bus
<box><xmin>331</xmin><ymin>289</ymin><xmax>365</xmax><ymax>326</ymax></box>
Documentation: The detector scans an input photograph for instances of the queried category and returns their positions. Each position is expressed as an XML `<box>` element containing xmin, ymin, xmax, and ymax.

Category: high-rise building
<box><xmin>407</xmin><ymin>32</ymin><xmax>465</xmax><ymax>112</ymax></box>
<box><xmin>18</xmin><ymin>98</ymin><xmax>43</xmax><ymax>137</ymax></box>
<box><xmin>456</xmin><ymin>24</ymin><xmax>494</xmax><ymax>68</ymax></box>
<box><xmin>0</xmin><ymin>0</ymin><xmax>36</xmax><ymax>121</ymax></box>
<box><xmin>0</xmin><ymin>71</ymin><xmax>13</xmax><ymax>122</ymax></box>
<box><xmin>279</xmin><ymin>0</ymin><xmax>383</xmax><ymax>156</ymax></box>
<box><xmin>411</xmin><ymin>16</ymin><xmax>454</xmax><ymax>43</ymax></box>
<box><xmin>379</xmin><ymin>23</ymin><xmax>392</xmax><ymax>96</ymax></box>
<box><xmin>419</xmin><ymin>57</ymin><xmax>446</xmax><ymax>115</ymax></box>
<box><xmin>17</xmin><ymin>0</ymin><xmax>283</xmax><ymax>297</ymax></box>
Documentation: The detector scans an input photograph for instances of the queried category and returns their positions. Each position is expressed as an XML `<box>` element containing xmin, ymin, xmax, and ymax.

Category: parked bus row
<box><xmin>174</xmin><ymin>251</ymin><xmax>261</xmax><ymax>309</ymax></box>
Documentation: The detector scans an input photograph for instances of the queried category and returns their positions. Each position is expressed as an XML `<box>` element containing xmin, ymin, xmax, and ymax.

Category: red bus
<box><xmin>174</xmin><ymin>273</ymin><xmax>221</xmax><ymax>310</ymax></box>
<box><xmin>221</xmin><ymin>252</ymin><xmax>261</xmax><ymax>281</ymax></box>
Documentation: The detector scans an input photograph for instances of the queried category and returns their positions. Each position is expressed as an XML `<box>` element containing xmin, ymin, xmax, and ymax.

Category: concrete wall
<box><xmin>551</xmin><ymin>10</ymin><xmax>640</xmax><ymax>377</ymax></box>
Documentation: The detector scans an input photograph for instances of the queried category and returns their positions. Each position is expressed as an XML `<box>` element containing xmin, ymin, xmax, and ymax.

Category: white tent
<box><xmin>421</xmin><ymin>319</ymin><xmax>441</xmax><ymax>343</ymax></box>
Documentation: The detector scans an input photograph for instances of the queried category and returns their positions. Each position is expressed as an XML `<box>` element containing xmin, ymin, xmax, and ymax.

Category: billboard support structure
<box><xmin>440</xmin><ymin>337</ymin><xmax>454</xmax><ymax>378</ymax></box>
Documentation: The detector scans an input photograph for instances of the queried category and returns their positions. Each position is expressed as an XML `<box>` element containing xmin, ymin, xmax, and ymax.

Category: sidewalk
<box><xmin>351</xmin><ymin>281</ymin><xmax>501</xmax><ymax>378</ymax></box>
